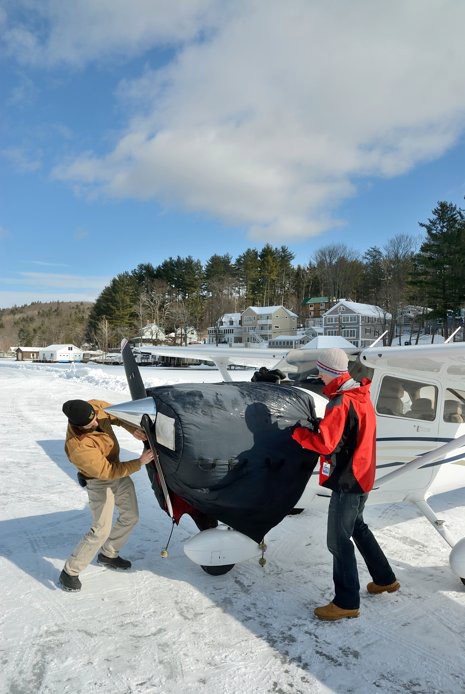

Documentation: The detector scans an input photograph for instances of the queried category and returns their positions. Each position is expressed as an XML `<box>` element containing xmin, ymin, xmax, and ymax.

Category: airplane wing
<box><xmin>360</xmin><ymin>341</ymin><xmax>465</xmax><ymax>374</ymax></box>
<box><xmin>138</xmin><ymin>344</ymin><xmax>288</xmax><ymax>381</ymax></box>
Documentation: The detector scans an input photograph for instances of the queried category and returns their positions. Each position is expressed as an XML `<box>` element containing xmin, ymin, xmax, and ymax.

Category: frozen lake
<box><xmin>1</xmin><ymin>359</ymin><xmax>465</xmax><ymax>693</ymax></box>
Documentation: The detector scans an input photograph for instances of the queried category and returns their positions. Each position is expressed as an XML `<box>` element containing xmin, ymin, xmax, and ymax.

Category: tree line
<box><xmin>0</xmin><ymin>302</ymin><xmax>92</xmax><ymax>351</ymax></box>
<box><xmin>87</xmin><ymin>200</ymin><xmax>465</xmax><ymax>348</ymax></box>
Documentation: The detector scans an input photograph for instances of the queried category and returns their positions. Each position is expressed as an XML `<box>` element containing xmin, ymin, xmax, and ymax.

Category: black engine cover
<box><xmin>145</xmin><ymin>381</ymin><xmax>318</xmax><ymax>542</ymax></box>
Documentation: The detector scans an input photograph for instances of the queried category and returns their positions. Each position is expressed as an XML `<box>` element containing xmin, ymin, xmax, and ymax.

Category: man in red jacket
<box><xmin>292</xmin><ymin>348</ymin><xmax>399</xmax><ymax>620</ymax></box>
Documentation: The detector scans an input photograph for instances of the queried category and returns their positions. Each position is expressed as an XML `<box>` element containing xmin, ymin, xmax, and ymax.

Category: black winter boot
<box><xmin>97</xmin><ymin>553</ymin><xmax>131</xmax><ymax>570</ymax></box>
<box><xmin>59</xmin><ymin>569</ymin><xmax>82</xmax><ymax>592</ymax></box>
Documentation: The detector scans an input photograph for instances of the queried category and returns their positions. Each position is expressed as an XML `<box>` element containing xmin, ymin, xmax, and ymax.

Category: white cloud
<box><xmin>7</xmin><ymin>73</ymin><xmax>38</xmax><ymax>106</ymax></box>
<box><xmin>0</xmin><ymin>291</ymin><xmax>97</xmax><ymax>309</ymax></box>
<box><xmin>0</xmin><ymin>272</ymin><xmax>111</xmax><ymax>290</ymax></box>
<box><xmin>24</xmin><ymin>261</ymin><xmax>70</xmax><ymax>267</ymax></box>
<box><xmin>2</xmin><ymin>0</ymin><xmax>222</xmax><ymax>67</ymax></box>
<box><xmin>1</xmin><ymin>147</ymin><xmax>41</xmax><ymax>173</ymax></box>
<box><xmin>7</xmin><ymin>1</ymin><xmax>465</xmax><ymax>240</ymax></box>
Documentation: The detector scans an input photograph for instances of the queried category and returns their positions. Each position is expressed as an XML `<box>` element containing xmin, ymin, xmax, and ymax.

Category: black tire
<box><xmin>200</xmin><ymin>564</ymin><xmax>235</xmax><ymax>576</ymax></box>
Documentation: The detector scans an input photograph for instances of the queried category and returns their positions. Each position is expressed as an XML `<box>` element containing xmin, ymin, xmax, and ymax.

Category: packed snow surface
<box><xmin>1</xmin><ymin>360</ymin><xmax>465</xmax><ymax>694</ymax></box>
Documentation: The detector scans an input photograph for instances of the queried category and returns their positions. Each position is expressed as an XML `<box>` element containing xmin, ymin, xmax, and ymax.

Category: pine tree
<box><xmin>362</xmin><ymin>247</ymin><xmax>384</xmax><ymax>305</ymax></box>
<box><xmin>410</xmin><ymin>202</ymin><xmax>465</xmax><ymax>338</ymax></box>
<box><xmin>257</xmin><ymin>244</ymin><xmax>280</xmax><ymax>305</ymax></box>
<box><xmin>235</xmin><ymin>249</ymin><xmax>260</xmax><ymax>304</ymax></box>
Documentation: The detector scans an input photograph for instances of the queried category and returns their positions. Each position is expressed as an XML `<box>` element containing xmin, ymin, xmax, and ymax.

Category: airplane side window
<box><xmin>443</xmin><ymin>388</ymin><xmax>465</xmax><ymax>423</ymax></box>
<box><xmin>376</xmin><ymin>376</ymin><xmax>438</xmax><ymax>421</ymax></box>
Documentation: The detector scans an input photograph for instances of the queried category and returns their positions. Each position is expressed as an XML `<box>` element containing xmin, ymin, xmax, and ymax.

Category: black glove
<box><xmin>293</xmin><ymin>417</ymin><xmax>321</xmax><ymax>433</ymax></box>
<box><xmin>77</xmin><ymin>472</ymin><xmax>88</xmax><ymax>487</ymax></box>
<box><xmin>251</xmin><ymin>367</ymin><xmax>285</xmax><ymax>383</ymax></box>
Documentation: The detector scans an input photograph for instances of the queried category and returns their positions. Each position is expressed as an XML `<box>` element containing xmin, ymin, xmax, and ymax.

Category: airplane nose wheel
<box><xmin>201</xmin><ymin>564</ymin><xmax>235</xmax><ymax>575</ymax></box>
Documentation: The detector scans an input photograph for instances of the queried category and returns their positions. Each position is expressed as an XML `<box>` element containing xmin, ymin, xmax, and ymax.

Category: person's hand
<box><xmin>133</xmin><ymin>428</ymin><xmax>147</xmax><ymax>441</ymax></box>
<box><xmin>140</xmin><ymin>448</ymin><xmax>154</xmax><ymax>465</ymax></box>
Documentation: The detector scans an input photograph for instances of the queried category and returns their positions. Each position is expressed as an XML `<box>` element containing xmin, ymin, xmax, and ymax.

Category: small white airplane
<box><xmin>107</xmin><ymin>336</ymin><xmax>465</xmax><ymax>585</ymax></box>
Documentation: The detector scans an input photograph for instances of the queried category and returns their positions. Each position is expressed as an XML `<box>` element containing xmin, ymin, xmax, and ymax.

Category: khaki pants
<box><xmin>64</xmin><ymin>476</ymin><xmax>139</xmax><ymax>576</ymax></box>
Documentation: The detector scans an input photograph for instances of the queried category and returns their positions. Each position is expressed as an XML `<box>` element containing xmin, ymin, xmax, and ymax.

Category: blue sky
<box><xmin>1</xmin><ymin>1</ymin><xmax>465</xmax><ymax>308</ymax></box>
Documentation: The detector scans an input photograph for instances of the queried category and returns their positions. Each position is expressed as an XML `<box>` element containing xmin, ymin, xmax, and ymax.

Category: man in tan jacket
<box><xmin>59</xmin><ymin>398</ymin><xmax>154</xmax><ymax>592</ymax></box>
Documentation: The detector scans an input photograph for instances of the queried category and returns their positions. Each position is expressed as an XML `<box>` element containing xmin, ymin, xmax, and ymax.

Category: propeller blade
<box><xmin>119</xmin><ymin>338</ymin><xmax>175</xmax><ymax>522</ymax></box>
<box><xmin>121</xmin><ymin>338</ymin><xmax>147</xmax><ymax>400</ymax></box>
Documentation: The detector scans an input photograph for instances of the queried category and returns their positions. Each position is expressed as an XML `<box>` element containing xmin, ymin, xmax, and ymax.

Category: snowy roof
<box><xmin>17</xmin><ymin>346</ymin><xmax>41</xmax><ymax>351</ymax></box>
<box><xmin>326</xmin><ymin>300</ymin><xmax>391</xmax><ymax>319</ymax></box>
<box><xmin>302</xmin><ymin>335</ymin><xmax>359</xmax><ymax>350</ymax></box>
<box><xmin>269</xmin><ymin>335</ymin><xmax>304</xmax><ymax>341</ymax></box>
<box><xmin>220</xmin><ymin>313</ymin><xmax>241</xmax><ymax>322</ymax></box>
<box><xmin>40</xmin><ymin>344</ymin><xmax>81</xmax><ymax>350</ymax></box>
<box><xmin>140</xmin><ymin>323</ymin><xmax>166</xmax><ymax>338</ymax></box>
<box><xmin>247</xmin><ymin>306</ymin><xmax>298</xmax><ymax>317</ymax></box>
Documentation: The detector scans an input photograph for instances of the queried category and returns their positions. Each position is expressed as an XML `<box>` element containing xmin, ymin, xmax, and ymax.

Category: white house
<box><xmin>38</xmin><ymin>344</ymin><xmax>83</xmax><ymax>362</ymax></box>
<box><xmin>138</xmin><ymin>322</ymin><xmax>166</xmax><ymax>344</ymax></box>
<box><xmin>208</xmin><ymin>313</ymin><xmax>242</xmax><ymax>345</ymax></box>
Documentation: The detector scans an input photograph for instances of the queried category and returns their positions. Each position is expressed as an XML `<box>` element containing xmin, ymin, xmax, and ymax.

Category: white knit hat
<box><xmin>316</xmin><ymin>348</ymin><xmax>349</xmax><ymax>377</ymax></box>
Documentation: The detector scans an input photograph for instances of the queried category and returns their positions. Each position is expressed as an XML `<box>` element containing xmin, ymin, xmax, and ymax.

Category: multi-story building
<box><xmin>207</xmin><ymin>313</ymin><xmax>242</xmax><ymax>345</ymax></box>
<box><xmin>302</xmin><ymin>296</ymin><xmax>334</xmax><ymax>318</ymax></box>
<box><xmin>208</xmin><ymin>306</ymin><xmax>298</xmax><ymax>346</ymax></box>
<box><xmin>241</xmin><ymin>306</ymin><xmax>298</xmax><ymax>345</ymax></box>
<box><xmin>323</xmin><ymin>300</ymin><xmax>391</xmax><ymax>349</ymax></box>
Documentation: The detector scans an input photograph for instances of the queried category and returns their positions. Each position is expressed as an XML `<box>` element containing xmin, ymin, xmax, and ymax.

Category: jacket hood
<box><xmin>323</xmin><ymin>374</ymin><xmax>372</xmax><ymax>403</ymax></box>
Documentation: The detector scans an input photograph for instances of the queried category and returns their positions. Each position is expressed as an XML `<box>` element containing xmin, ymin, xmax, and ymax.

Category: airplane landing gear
<box><xmin>201</xmin><ymin>564</ymin><xmax>235</xmax><ymax>575</ymax></box>
<box><xmin>411</xmin><ymin>498</ymin><xmax>465</xmax><ymax>586</ymax></box>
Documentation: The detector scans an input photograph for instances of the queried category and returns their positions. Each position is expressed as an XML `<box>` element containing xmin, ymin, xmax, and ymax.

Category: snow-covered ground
<box><xmin>1</xmin><ymin>359</ymin><xmax>465</xmax><ymax>694</ymax></box>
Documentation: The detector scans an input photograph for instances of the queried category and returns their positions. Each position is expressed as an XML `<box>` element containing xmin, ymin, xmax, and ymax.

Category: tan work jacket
<box><xmin>64</xmin><ymin>399</ymin><xmax>142</xmax><ymax>480</ymax></box>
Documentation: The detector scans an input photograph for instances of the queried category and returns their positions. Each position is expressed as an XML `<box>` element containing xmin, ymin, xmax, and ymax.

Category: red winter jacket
<box><xmin>292</xmin><ymin>374</ymin><xmax>376</xmax><ymax>493</ymax></box>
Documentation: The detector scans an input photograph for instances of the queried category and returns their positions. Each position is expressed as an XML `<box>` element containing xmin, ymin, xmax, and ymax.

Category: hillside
<box><xmin>0</xmin><ymin>301</ymin><xmax>93</xmax><ymax>351</ymax></box>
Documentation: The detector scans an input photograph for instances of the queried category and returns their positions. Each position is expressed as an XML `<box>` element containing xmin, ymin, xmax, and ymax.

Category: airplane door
<box><xmin>437</xmin><ymin>385</ymin><xmax>465</xmax><ymax>466</ymax></box>
<box><xmin>372</xmin><ymin>373</ymin><xmax>440</xmax><ymax>502</ymax></box>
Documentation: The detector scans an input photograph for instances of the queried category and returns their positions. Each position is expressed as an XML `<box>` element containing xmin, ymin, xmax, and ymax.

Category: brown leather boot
<box><xmin>314</xmin><ymin>602</ymin><xmax>360</xmax><ymax>621</ymax></box>
<box><xmin>367</xmin><ymin>580</ymin><xmax>400</xmax><ymax>594</ymax></box>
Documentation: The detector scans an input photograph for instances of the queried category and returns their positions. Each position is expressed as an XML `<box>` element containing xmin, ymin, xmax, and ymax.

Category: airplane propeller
<box><xmin>119</xmin><ymin>339</ymin><xmax>175</xmax><ymax>537</ymax></box>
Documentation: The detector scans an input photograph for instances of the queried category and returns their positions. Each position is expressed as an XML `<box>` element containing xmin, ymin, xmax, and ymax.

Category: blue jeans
<box><xmin>327</xmin><ymin>491</ymin><xmax>397</xmax><ymax>609</ymax></box>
